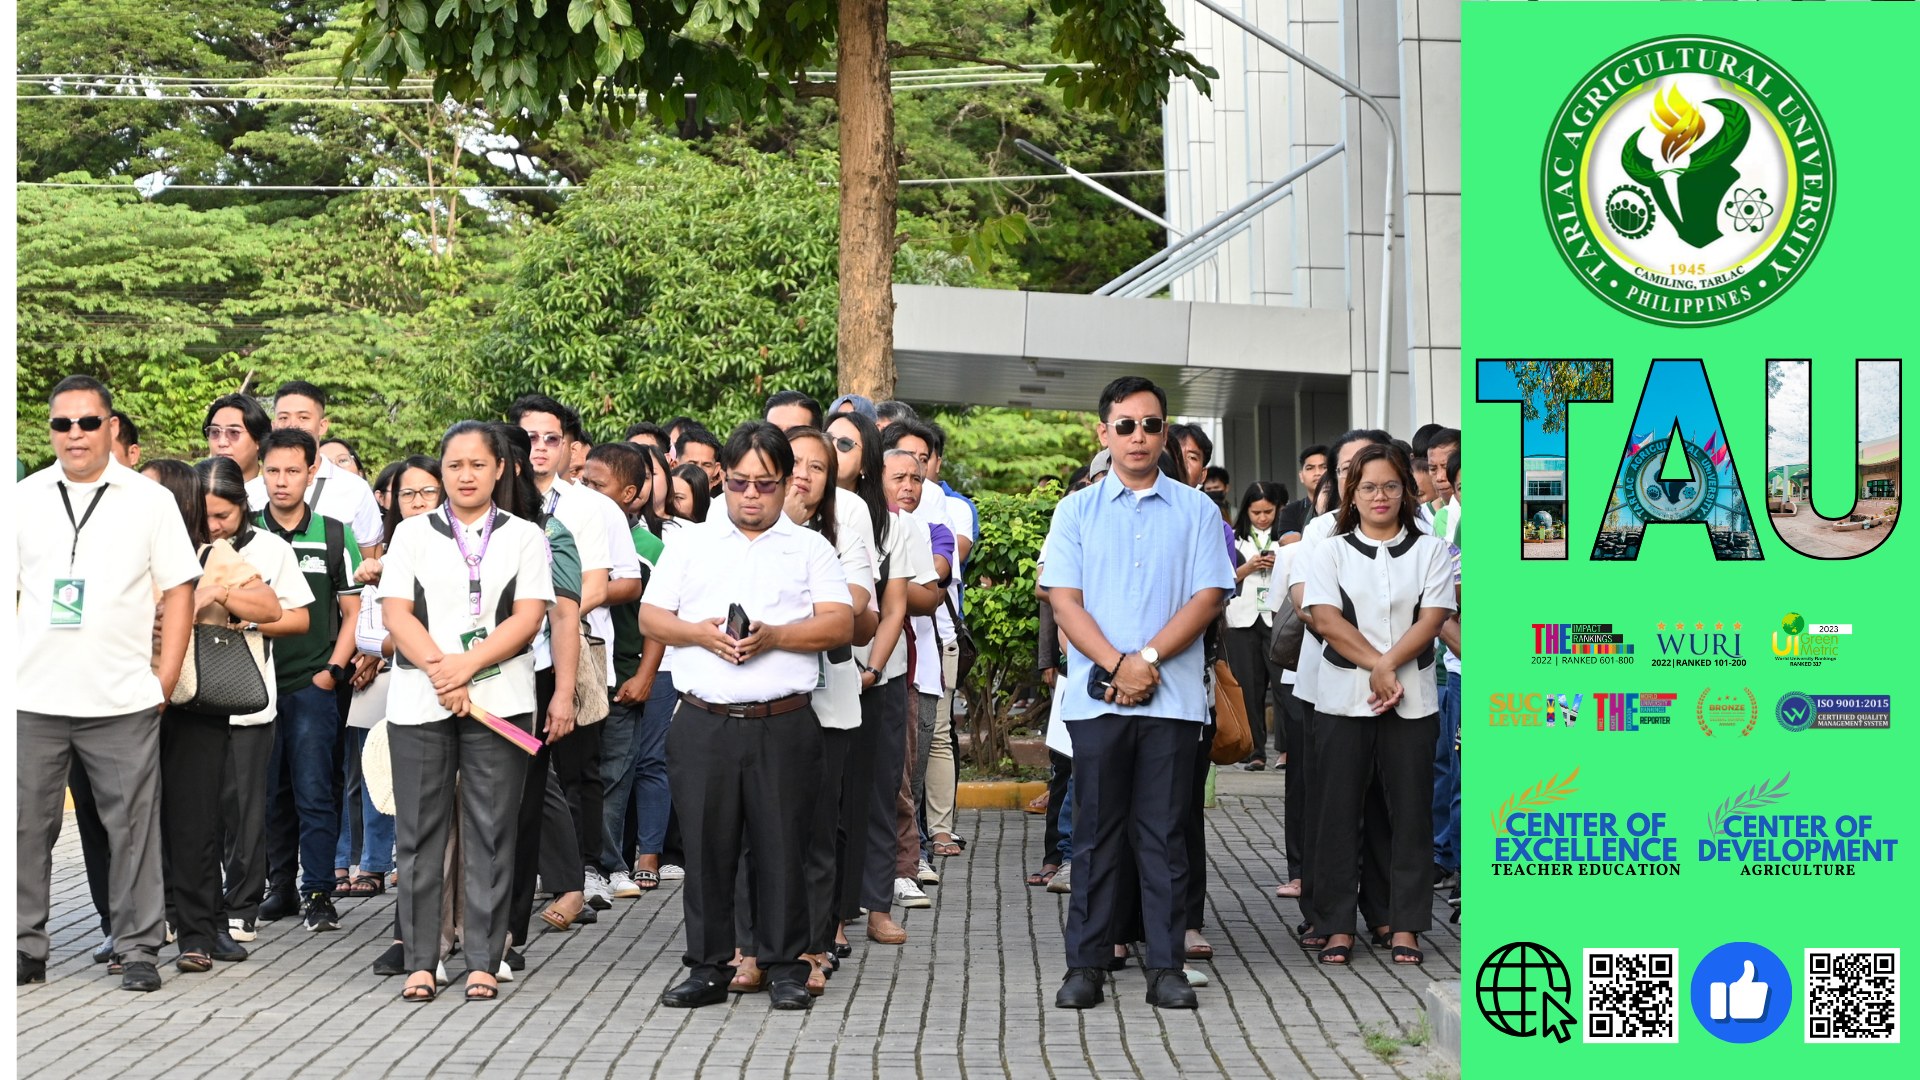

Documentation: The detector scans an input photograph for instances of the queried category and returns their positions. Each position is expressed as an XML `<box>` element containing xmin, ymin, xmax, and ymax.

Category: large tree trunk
<box><xmin>836</xmin><ymin>0</ymin><xmax>897</xmax><ymax>401</ymax></box>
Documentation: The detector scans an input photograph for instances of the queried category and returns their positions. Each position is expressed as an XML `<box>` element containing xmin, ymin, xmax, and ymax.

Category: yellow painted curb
<box><xmin>956</xmin><ymin>780</ymin><xmax>1049</xmax><ymax>810</ymax></box>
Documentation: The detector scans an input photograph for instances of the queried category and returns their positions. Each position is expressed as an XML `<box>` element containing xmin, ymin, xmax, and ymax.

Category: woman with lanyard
<box><xmin>1224</xmin><ymin>481</ymin><xmax>1290</xmax><ymax>772</ymax></box>
<box><xmin>168</xmin><ymin>457</ymin><xmax>309</xmax><ymax>973</ymax></box>
<box><xmin>379</xmin><ymin>422</ymin><xmax>554</xmax><ymax>1003</ymax></box>
<box><xmin>1299</xmin><ymin>442</ymin><xmax>1453</xmax><ymax>967</ymax></box>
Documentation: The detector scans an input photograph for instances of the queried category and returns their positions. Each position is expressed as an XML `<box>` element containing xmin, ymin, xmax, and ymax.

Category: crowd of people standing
<box><xmin>18</xmin><ymin>369</ymin><xmax>1459</xmax><ymax>1012</ymax></box>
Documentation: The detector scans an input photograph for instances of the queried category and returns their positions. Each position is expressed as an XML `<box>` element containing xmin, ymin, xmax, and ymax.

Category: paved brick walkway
<box><xmin>16</xmin><ymin>771</ymin><xmax>1458</xmax><ymax>1079</ymax></box>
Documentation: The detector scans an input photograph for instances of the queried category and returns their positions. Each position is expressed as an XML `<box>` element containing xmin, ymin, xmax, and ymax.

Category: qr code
<box><xmin>1582</xmin><ymin>948</ymin><xmax>1677</xmax><ymax>1043</ymax></box>
<box><xmin>1805</xmin><ymin>949</ymin><xmax>1900</xmax><ymax>1043</ymax></box>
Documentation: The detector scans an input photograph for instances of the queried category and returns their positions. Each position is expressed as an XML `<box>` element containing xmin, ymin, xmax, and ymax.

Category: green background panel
<box><xmin>1463</xmin><ymin>1</ymin><xmax>1913</xmax><ymax>1073</ymax></box>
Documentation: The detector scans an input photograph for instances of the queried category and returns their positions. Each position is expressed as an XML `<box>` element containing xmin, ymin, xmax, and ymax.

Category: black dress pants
<box><xmin>1062</xmin><ymin>714</ymin><xmax>1201</xmax><ymax>972</ymax></box>
<box><xmin>829</xmin><ymin>711</ymin><xmax>877</xmax><ymax>929</ymax></box>
<box><xmin>507</xmin><ymin>668</ymin><xmax>586</xmax><ymax>946</ymax></box>
<box><xmin>160</xmin><ymin>707</ymin><xmax>230</xmax><ymax>953</ymax></box>
<box><xmin>860</xmin><ymin>678</ymin><xmax>911</xmax><ymax>914</ymax></box>
<box><xmin>1276</xmin><ymin>679</ymin><xmax>1306</xmax><ymax>882</ymax></box>
<box><xmin>1307</xmin><ymin>708</ymin><xmax>1436</xmax><ymax>936</ymax></box>
<box><xmin>68</xmin><ymin>758</ymin><xmax>113</xmax><ymax>935</ymax></box>
<box><xmin>548</xmin><ymin>705</ymin><xmax>604</xmax><ymax>875</ymax></box>
<box><xmin>668</xmin><ymin>700</ymin><xmax>824</xmax><ymax>987</ymax></box>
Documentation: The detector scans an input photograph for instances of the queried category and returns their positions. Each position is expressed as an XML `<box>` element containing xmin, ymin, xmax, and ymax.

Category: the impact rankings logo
<box><xmin>1541</xmin><ymin>34</ymin><xmax>1833</xmax><ymax>326</ymax></box>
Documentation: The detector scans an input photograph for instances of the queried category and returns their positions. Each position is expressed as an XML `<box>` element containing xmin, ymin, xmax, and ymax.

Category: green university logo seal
<box><xmin>1542</xmin><ymin>35</ymin><xmax>1834</xmax><ymax>326</ymax></box>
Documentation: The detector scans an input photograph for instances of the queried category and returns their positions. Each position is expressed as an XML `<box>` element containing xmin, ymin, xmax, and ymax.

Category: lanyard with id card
<box><xmin>51</xmin><ymin>481</ymin><xmax>106</xmax><ymax>628</ymax></box>
<box><xmin>448</xmin><ymin>504</ymin><xmax>501</xmax><ymax>681</ymax></box>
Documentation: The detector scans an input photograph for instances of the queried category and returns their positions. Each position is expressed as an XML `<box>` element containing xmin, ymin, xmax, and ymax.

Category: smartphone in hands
<box><xmin>726</xmin><ymin>603</ymin><xmax>751</xmax><ymax>641</ymax></box>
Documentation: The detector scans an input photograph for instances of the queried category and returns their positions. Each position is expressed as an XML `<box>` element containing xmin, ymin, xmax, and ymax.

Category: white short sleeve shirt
<box><xmin>1300</xmin><ymin>527</ymin><xmax>1456</xmax><ymax>719</ymax></box>
<box><xmin>857</xmin><ymin>510</ymin><xmax>937</xmax><ymax>683</ymax></box>
<box><xmin>17</xmin><ymin>461</ymin><xmax>205</xmax><ymax>717</ymax></box>
<box><xmin>377</xmin><ymin>508</ymin><xmax>556</xmax><ymax>725</ymax></box>
<box><xmin>644</xmin><ymin>510</ymin><xmax>852</xmax><ymax>704</ymax></box>
<box><xmin>227</xmin><ymin>529</ymin><xmax>316</xmax><ymax>727</ymax></box>
<box><xmin>812</xmin><ymin>498</ymin><xmax>879</xmax><ymax>730</ymax></box>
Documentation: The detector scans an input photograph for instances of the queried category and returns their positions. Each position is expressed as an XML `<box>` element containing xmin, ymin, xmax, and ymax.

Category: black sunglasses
<box><xmin>50</xmin><ymin>415</ymin><xmax>108</xmax><ymax>433</ymax></box>
<box><xmin>1106</xmin><ymin>417</ymin><xmax>1167</xmax><ymax>436</ymax></box>
<box><xmin>723</xmin><ymin>477</ymin><xmax>783</xmax><ymax>495</ymax></box>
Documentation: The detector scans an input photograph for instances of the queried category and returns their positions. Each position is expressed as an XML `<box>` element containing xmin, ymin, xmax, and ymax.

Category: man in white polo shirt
<box><xmin>249</xmin><ymin>380</ymin><xmax>383</xmax><ymax>558</ymax></box>
<box><xmin>18</xmin><ymin>375</ymin><xmax>203</xmax><ymax>992</ymax></box>
<box><xmin>642</xmin><ymin>422</ymin><xmax>853</xmax><ymax>1013</ymax></box>
<box><xmin>510</xmin><ymin>393</ymin><xmax>643</xmax><ymax>908</ymax></box>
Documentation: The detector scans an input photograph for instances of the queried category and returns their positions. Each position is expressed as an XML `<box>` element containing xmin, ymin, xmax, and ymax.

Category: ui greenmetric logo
<box><xmin>1542</xmin><ymin>35</ymin><xmax>1833</xmax><ymax>326</ymax></box>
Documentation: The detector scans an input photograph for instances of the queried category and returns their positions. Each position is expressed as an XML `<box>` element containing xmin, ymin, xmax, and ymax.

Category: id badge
<box><xmin>50</xmin><ymin>578</ymin><xmax>86</xmax><ymax>628</ymax></box>
<box><xmin>460</xmin><ymin>627</ymin><xmax>502</xmax><ymax>682</ymax></box>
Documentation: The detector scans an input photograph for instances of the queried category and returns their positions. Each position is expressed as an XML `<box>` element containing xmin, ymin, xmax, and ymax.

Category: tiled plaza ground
<box><xmin>16</xmin><ymin>770</ymin><xmax>1459</xmax><ymax>1079</ymax></box>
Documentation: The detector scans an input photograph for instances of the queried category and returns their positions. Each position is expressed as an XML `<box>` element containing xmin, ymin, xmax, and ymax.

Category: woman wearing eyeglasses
<box><xmin>1298</xmin><ymin>443</ymin><xmax>1453</xmax><ymax>968</ymax></box>
<box><xmin>379</xmin><ymin>422</ymin><xmax>555</xmax><ymax>1003</ymax></box>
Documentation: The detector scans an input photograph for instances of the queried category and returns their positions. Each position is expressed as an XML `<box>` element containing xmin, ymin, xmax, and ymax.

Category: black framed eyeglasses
<box><xmin>50</xmin><ymin>415</ymin><xmax>107</xmax><ymax>433</ymax></box>
<box><xmin>832</xmin><ymin>436</ymin><xmax>858</xmax><ymax>453</ymax></box>
<box><xmin>724</xmin><ymin>477</ymin><xmax>783</xmax><ymax>495</ymax></box>
<box><xmin>1106</xmin><ymin>416</ymin><xmax>1166</xmax><ymax>436</ymax></box>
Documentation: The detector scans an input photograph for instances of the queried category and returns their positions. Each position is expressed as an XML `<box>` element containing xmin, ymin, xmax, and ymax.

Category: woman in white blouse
<box><xmin>1299</xmin><ymin>442</ymin><xmax>1455</xmax><ymax>968</ymax></box>
<box><xmin>379</xmin><ymin>422</ymin><xmax>554</xmax><ymax>1003</ymax></box>
<box><xmin>1224</xmin><ymin>481</ymin><xmax>1291</xmax><ymax>771</ymax></box>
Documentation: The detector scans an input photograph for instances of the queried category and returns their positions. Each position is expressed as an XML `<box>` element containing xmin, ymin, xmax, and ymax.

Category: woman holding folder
<box><xmin>378</xmin><ymin>421</ymin><xmax>554</xmax><ymax>1003</ymax></box>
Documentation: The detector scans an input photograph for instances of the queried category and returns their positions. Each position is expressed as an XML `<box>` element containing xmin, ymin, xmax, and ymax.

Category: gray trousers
<box><xmin>391</xmin><ymin>715</ymin><xmax>530</xmax><ymax>975</ymax></box>
<box><xmin>19</xmin><ymin>708</ymin><xmax>167</xmax><ymax>963</ymax></box>
<box><xmin>222</xmin><ymin>720</ymin><xmax>276</xmax><ymax>922</ymax></box>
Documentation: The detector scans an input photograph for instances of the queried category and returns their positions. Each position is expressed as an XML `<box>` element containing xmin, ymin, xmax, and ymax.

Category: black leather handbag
<box><xmin>172</xmin><ymin>622</ymin><xmax>271</xmax><ymax>717</ymax></box>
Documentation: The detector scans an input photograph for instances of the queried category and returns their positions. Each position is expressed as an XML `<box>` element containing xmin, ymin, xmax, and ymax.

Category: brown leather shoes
<box><xmin>867</xmin><ymin>915</ymin><xmax>907</xmax><ymax>945</ymax></box>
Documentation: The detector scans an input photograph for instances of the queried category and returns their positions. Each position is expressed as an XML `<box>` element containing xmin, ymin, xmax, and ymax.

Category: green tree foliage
<box><xmin>470</xmin><ymin>141</ymin><xmax>842</xmax><ymax>435</ymax></box>
<box><xmin>1505</xmin><ymin>360</ymin><xmax>1614</xmax><ymax>434</ymax></box>
<box><xmin>932</xmin><ymin>406</ymin><xmax>1098</xmax><ymax>495</ymax></box>
<box><xmin>957</xmin><ymin>483</ymin><xmax>1059</xmax><ymax>767</ymax></box>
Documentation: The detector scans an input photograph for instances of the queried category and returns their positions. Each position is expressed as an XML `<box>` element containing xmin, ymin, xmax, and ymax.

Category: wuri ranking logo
<box><xmin>1542</xmin><ymin>35</ymin><xmax>1833</xmax><ymax>325</ymax></box>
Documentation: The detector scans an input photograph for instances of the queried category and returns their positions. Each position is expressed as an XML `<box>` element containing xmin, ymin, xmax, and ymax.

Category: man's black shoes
<box><xmin>120</xmin><ymin>960</ymin><xmax>162</xmax><ymax>992</ymax></box>
<box><xmin>259</xmin><ymin>889</ymin><xmax>299</xmax><ymax>922</ymax></box>
<box><xmin>768</xmin><ymin>981</ymin><xmax>813</xmax><ymax>1011</ymax></box>
<box><xmin>1145</xmin><ymin>968</ymin><xmax>1199</xmax><ymax>1009</ymax></box>
<box><xmin>660</xmin><ymin>975</ymin><xmax>728</xmax><ymax>1008</ymax></box>
<box><xmin>18</xmin><ymin>952</ymin><xmax>46</xmax><ymax>985</ymax></box>
<box><xmin>1055</xmin><ymin>967</ymin><xmax>1106</xmax><ymax>1009</ymax></box>
<box><xmin>210</xmin><ymin>930</ymin><xmax>249</xmax><ymax>963</ymax></box>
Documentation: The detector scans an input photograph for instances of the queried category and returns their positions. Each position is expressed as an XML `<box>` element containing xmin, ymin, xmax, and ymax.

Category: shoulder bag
<box><xmin>1209</xmin><ymin>658</ymin><xmax>1254</xmax><ymax>765</ymax></box>
<box><xmin>940</xmin><ymin>592</ymin><xmax>977</xmax><ymax>689</ymax></box>
<box><xmin>170</xmin><ymin>541</ymin><xmax>271</xmax><ymax>716</ymax></box>
<box><xmin>574</xmin><ymin>632</ymin><xmax>610</xmax><ymax>726</ymax></box>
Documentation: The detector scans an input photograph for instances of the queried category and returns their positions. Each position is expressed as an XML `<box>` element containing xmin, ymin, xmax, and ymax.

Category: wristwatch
<box><xmin>1139</xmin><ymin>646</ymin><xmax>1161</xmax><ymax>670</ymax></box>
<box><xmin>327</xmin><ymin>662</ymin><xmax>352</xmax><ymax>684</ymax></box>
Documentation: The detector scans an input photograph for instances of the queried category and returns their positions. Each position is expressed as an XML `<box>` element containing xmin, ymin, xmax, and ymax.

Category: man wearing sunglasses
<box><xmin>1042</xmin><ymin>376</ymin><xmax>1236</xmax><ymax>1011</ymax></box>
<box><xmin>509</xmin><ymin>393</ymin><xmax>644</xmax><ymax>910</ymax></box>
<box><xmin>642</xmin><ymin>422</ymin><xmax>853</xmax><ymax>1011</ymax></box>
<box><xmin>20</xmin><ymin>376</ymin><xmax>204</xmax><ymax>992</ymax></box>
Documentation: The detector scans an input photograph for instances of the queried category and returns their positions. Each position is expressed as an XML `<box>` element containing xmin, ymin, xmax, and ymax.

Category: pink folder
<box><xmin>467</xmin><ymin>704</ymin><xmax>543</xmax><ymax>756</ymax></box>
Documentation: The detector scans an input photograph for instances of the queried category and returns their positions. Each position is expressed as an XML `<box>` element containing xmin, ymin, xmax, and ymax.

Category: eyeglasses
<box><xmin>398</xmin><ymin>487</ymin><xmax>442</xmax><ymax>503</ymax></box>
<box><xmin>832</xmin><ymin>436</ymin><xmax>858</xmax><ymax>453</ymax></box>
<box><xmin>205</xmin><ymin>425</ymin><xmax>251</xmax><ymax>444</ymax></box>
<box><xmin>50</xmin><ymin>415</ymin><xmax>107</xmax><ymax>433</ymax></box>
<box><xmin>522</xmin><ymin>431</ymin><xmax>566</xmax><ymax>448</ymax></box>
<box><xmin>1106</xmin><ymin>417</ymin><xmax>1166</xmax><ymax>437</ymax></box>
<box><xmin>1356</xmin><ymin>482</ymin><xmax>1404</xmax><ymax>498</ymax></box>
<box><xmin>724</xmin><ymin>477</ymin><xmax>783</xmax><ymax>495</ymax></box>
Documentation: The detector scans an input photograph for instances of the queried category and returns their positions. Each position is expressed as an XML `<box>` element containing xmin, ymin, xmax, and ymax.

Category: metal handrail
<box><xmin>1182</xmin><ymin>0</ymin><xmax>1405</xmax><ymax>430</ymax></box>
<box><xmin>1014</xmin><ymin>139</ymin><xmax>1179</xmax><ymax>233</ymax></box>
<box><xmin>1116</xmin><ymin>189</ymin><xmax>1295</xmax><ymax>298</ymax></box>
<box><xmin>1096</xmin><ymin>141</ymin><xmax>1344</xmax><ymax>296</ymax></box>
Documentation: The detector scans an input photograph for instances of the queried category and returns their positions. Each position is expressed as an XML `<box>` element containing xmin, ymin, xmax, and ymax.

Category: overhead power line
<box><xmin>17</xmin><ymin>170</ymin><xmax>1163</xmax><ymax>194</ymax></box>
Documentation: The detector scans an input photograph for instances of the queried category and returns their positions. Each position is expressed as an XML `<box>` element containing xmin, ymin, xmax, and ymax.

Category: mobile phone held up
<box><xmin>726</xmin><ymin>603</ymin><xmax>751</xmax><ymax>641</ymax></box>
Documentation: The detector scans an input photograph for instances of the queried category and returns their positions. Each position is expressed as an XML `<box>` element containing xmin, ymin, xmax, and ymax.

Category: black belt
<box><xmin>679</xmin><ymin>691</ymin><xmax>811</xmax><ymax>719</ymax></box>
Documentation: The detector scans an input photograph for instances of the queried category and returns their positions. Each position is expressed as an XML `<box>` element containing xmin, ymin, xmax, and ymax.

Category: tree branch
<box><xmin>886</xmin><ymin>44</ymin><xmax>1035</xmax><ymax>74</ymax></box>
<box><xmin>794</xmin><ymin>77</ymin><xmax>838</xmax><ymax>102</ymax></box>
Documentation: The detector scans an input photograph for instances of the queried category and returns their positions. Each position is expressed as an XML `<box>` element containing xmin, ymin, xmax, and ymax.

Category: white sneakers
<box><xmin>228</xmin><ymin>918</ymin><xmax>257</xmax><ymax>943</ymax></box>
<box><xmin>658</xmin><ymin>864</ymin><xmax>686</xmax><ymax>880</ymax></box>
<box><xmin>583</xmin><ymin>867</ymin><xmax>613</xmax><ymax>910</ymax></box>
<box><xmin>916</xmin><ymin>859</ymin><xmax>940</xmax><ymax>886</ymax></box>
<box><xmin>608</xmin><ymin>870</ymin><xmax>642</xmax><ymax>898</ymax></box>
<box><xmin>1047</xmin><ymin>863</ymin><xmax>1073</xmax><ymax>894</ymax></box>
<box><xmin>894</xmin><ymin>877</ymin><xmax>932</xmax><ymax>909</ymax></box>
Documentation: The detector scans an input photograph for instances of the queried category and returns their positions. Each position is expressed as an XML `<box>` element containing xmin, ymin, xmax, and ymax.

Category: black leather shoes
<box><xmin>259</xmin><ymin>889</ymin><xmax>299</xmax><ymax>922</ymax></box>
<box><xmin>210</xmin><ymin>930</ymin><xmax>249</xmax><ymax>963</ymax></box>
<box><xmin>121</xmin><ymin>960</ymin><xmax>162</xmax><ymax>992</ymax></box>
<box><xmin>505</xmin><ymin>947</ymin><xmax>526</xmax><ymax>971</ymax></box>
<box><xmin>92</xmin><ymin>936</ymin><xmax>115</xmax><ymax>965</ymax></box>
<box><xmin>19</xmin><ymin>951</ymin><xmax>46</xmax><ymax>985</ymax></box>
<box><xmin>1055</xmin><ymin>967</ymin><xmax>1106</xmax><ymax>1009</ymax></box>
<box><xmin>1144</xmin><ymin>968</ymin><xmax>1198</xmax><ymax>1009</ymax></box>
<box><xmin>768</xmin><ymin>981</ymin><xmax>813</xmax><ymax>1010</ymax></box>
<box><xmin>373</xmin><ymin>942</ymin><xmax>406</xmax><ymax>976</ymax></box>
<box><xmin>660</xmin><ymin>975</ymin><xmax>728</xmax><ymax>1008</ymax></box>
